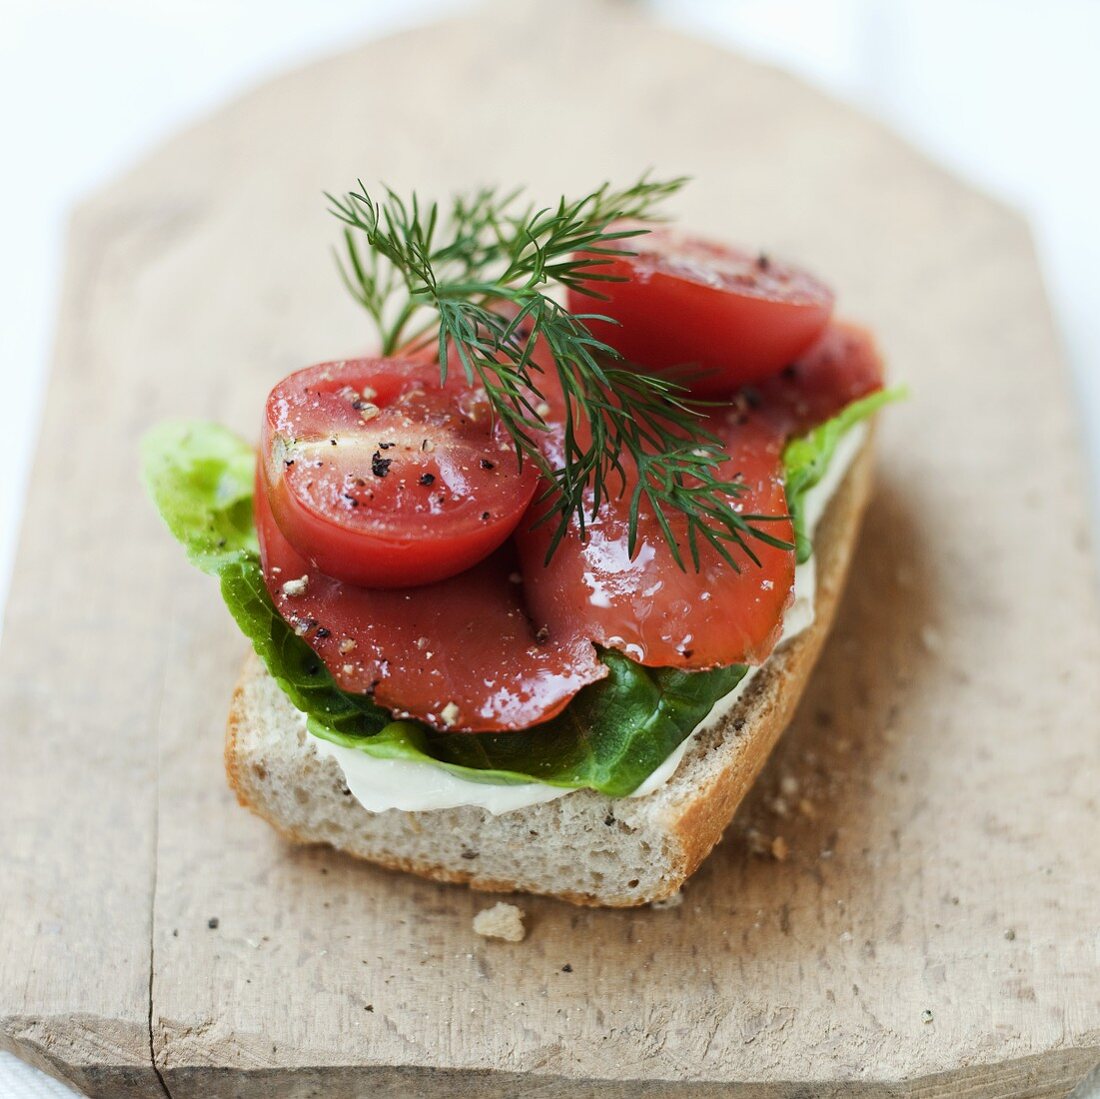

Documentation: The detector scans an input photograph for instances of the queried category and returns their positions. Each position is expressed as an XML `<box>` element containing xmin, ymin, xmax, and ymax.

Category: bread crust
<box><xmin>226</xmin><ymin>431</ymin><xmax>875</xmax><ymax>906</ymax></box>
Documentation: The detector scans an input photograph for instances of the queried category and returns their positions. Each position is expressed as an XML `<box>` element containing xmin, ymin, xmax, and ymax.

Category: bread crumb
<box><xmin>281</xmin><ymin>575</ymin><xmax>309</xmax><ymax>597</ymax></box>
<box><xmin>651</xmin><ymin>891</ymin><xmax>683</xmax><ymax>910</ymax></box>
<box><xmin>779</xmin><ymin>775</ymin><xmax>799</xmax><ymax>797</ymax></box>
<box><xmin>798</xmin><ymin>798</ymin><xmax>817</xmax><ymax>819</ymax></box>
<box><xmin>473</xmin><ymin>902</ymin><xmax>526</xmax><ymax>942</ymax></box>
<box><xmin>440</xmin><ymin>701</ymin><xmax>461</xmax><ymax>727</ymax></box>
<box><xmin>771</xmin><ymin>836</ymin><xmax>789</xmax><ymax>861</ymax></box>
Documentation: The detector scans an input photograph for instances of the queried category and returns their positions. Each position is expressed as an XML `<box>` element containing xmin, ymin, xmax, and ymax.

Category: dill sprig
<box><xmin>326</xmin><ymin>174</ymin><xmax>789</xmax><ymax>570</ymax></box>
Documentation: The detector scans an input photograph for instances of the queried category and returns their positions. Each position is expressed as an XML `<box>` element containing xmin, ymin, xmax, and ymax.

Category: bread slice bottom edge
<box><xmin>225</xmin><ymin>431</ymin><xmax>875</xmax><ymax>907</ymax></box>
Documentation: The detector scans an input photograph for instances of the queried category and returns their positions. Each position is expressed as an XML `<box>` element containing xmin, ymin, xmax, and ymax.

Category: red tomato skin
<box><xmin>260</xmin><ymin>358</ymin><xmax>538</xmax><ymax>589</ymax></box>
<box><xmin>756</xmin><ymin>321</ymin><xmax>885</xmax><ymax>435</ymax></box>
<box><xmin>567</xmin><ymin>228</ymin><xmax>834</xmax><ymax>394</ymax></box>
<box><xmin>254</xmin><ymin>470</ymin><xmax>606</xmax><ymax>732</ymax></box>
<box><xmin>517</xmin><ymin>415</ymin><xmax>795</xmax><ymax>671</ymax></box>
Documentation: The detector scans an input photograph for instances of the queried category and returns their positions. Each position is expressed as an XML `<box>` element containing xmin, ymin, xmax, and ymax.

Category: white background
<box><xmin>2</xmin><ymin>2</ymin><xmax>1098</xmax><ymax>1095</ymax></box>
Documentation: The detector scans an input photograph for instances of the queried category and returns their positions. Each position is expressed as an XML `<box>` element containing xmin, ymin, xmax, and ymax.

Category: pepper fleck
<box><xmin>371</xmin><ymin>451</ymin><xmax>393</xmax><ymax>477</ymax></box>
<box><xmin>207</xmin><ymin>917</ymin><xmax>219</xmax><ymax>930</ymax></box>
<box><xmin>316</xmin><ymin>627</ymin><xmax>331</xmax><ymax>639</ymax></box>
<box><xmin>481</xmin><ymin>511</ymin><xmax>491</xmax><ymax>521</ymax></box>
<box><xmin>418</xmin><ymin>473</ymin><xmax>435</xmax><ymax>486</ymax></box>
<box><xmin>479</xmin><ymin>459</ymin><xmax>495</xmax><ymax>470</ymax></box>
<box><xmin>379</xmin><ymin>441</ymin><xmax>395</xmax><ymax>450</ymax></box>
<box><xmin>561</xmin><ymin>963</ymin><xmax>573</xmax><ymax>973</ymax></box>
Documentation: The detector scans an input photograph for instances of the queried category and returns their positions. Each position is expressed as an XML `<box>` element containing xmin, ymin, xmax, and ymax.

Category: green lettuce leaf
<box><xmin>783</xmin><ymin>386</ymin><xmax>905</xmax><ymax>563</ymax></box>
<box><xmin>142</xmin><ymin>421</ymin><xmax>394</xmax><ymax>738</ymax></box>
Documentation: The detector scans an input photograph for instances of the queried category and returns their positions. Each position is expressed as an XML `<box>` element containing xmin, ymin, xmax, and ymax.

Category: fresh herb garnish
<box><xmin>326</xmin><ymin>175</ymin><xmax>789</xmax><ymax>571</ymax></box>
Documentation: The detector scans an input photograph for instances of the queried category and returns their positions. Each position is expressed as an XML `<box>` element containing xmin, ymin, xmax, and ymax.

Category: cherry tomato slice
<box><xmin>567</xmin><ymin>226</ymin><xmax>834</xmax><ymax>394</ymax></box>
<box><xmin>260</xmin><ymin>358</ymin><xmax>538</xmax><ymax>588</ymax></box>
<box><xmin>516</xmin><ymin>415</ymin><xmax>795</xmax><ymax>670</ymax></box>
<box><xmin>756</xmin><ymin>321</ymin><xmax>885</xmax><ymax>436</ymax></box>
<box><xmin>255</xmin><ymin>474</ymin><xmax>606</xmax><ymax>731</ymax></box>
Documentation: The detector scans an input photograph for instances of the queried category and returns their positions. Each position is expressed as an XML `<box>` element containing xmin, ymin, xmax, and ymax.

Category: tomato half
<box><xmin>260</xmin><ymin>358</ymin><xmax>538</xmax><ymax>588</ymax></box>
<box><xmin>567</xmin><ymin>226</ymin><xmax>834</xmax><ymax>394</ymax></box>
<box><xmin>255</xmin><ymin>478</ymin><xmax>606</xmax><ymax>731</ymax></box>
<box><xmin>516</xmin><ymin>415</ymin><xmax>795</xmax><ymax>670</ymax></box>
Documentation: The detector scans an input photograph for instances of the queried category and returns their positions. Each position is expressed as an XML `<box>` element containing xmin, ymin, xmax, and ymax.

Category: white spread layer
<box><xmin>309</xmin><ymin>423</ymin><xmax>868</xmax><ymax>815</ymax></box>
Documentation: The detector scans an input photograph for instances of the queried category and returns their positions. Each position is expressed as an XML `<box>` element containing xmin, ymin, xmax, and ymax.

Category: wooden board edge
<box><xmin>2</xmin><ymin>1013</ymin><xmax>164</xmax><ymax>1099</ymax></box>
<box><xmin>153</xmin><ymin>1044</ymin><xmax>1100</xmax><ymax>1099</ymax></box>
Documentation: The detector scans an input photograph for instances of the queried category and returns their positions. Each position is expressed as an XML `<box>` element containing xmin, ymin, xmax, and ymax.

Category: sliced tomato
<box><xmin>260</xmin><ymin>357</ymin><xmax>538</xmax><ymax>588</ymax></box>
<box><xmin>255</xmin><ymin>475</ymin><xmax>605</xmax><ymax>732</ymax></box>
<box><xmin>567</xmin><ymin>226</ymin><xmax>834</xmax><ymax>394</ymax></box>
<box><xmin>516</xmin><ymin>415</ymin><xmax>795</xmax><ymax>670</ymax></box>
<box><xmin>755</xmin><ymin>321</ymin><xmax>885</xmax><ymax>436</ymax></box>
<box><xmin>514</xmin><ymin>321</ymin><xmax>883</xmax><ymax>673</ymax></box>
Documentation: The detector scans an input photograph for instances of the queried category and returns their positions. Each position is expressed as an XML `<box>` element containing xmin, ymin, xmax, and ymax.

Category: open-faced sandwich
<box><xmin>143</xmin><ymin>175</ymin><xmax>898</xmax><ymax>906</ymax></box>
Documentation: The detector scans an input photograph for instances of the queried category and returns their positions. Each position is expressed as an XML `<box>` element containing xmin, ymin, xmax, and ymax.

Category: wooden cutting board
<box><xmin>2</xmin><ymin>2</ymin><xmax>1098</xmax><ymax>1095</ymax></box>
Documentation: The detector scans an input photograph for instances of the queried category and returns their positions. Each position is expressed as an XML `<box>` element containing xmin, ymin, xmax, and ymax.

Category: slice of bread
<box><xmin>225</xmin><ymin>432</ymin><xmax>875</xmax><ymax>907</ymax></box>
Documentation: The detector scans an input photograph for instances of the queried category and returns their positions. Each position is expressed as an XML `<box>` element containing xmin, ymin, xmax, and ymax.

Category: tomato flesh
<box><xmin>255</xmin><ymin>476</ymin><xmax>605</xmax><ymax>731</ymax></box>
<box><xmin>261</xmin><ymin>358</ymin><xmax>538</xmax><ymax>588</ymax></box>
<box><xmin>568</xmin><ymin>226</ymin><xmax>834</xmax><ymax>394</ymax></box>
<box><xmin>756</xmin><ymin>321</ymin><xmax>885</xmax><ymax>436</ymax></box>
<box><xmin>517</xmin><ymin>415</ymin><xmax>795</xmax><ymax>669</ymax></box>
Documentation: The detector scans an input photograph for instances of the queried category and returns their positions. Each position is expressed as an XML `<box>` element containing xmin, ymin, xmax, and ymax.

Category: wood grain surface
<box><xmin>2</xmin><ymin>2</ymin><xmax>1098</xmax><ymax>1095</ymax></box>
